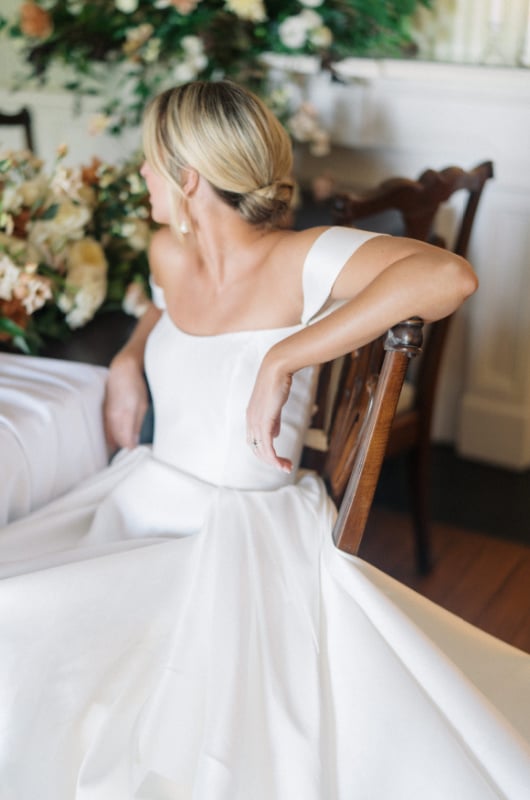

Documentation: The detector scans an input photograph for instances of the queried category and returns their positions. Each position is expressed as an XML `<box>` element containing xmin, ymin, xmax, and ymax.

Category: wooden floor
<box><xmin>359</xmin><ymin>506</ymin><xmax>530</xmax><ymax>654</ymax></box>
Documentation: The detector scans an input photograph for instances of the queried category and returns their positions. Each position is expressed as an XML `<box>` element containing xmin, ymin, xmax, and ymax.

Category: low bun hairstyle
<box><xmin>142</xmin><ymin>80</ymin><xmax>294</xmax><ymax>228</ymax></box>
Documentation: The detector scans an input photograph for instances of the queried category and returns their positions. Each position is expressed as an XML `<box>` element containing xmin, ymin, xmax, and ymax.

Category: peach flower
<box><xmin>158</xmin><ymin>0</ymin><xmax>201</xmax><ymax>13</ymax></box>
<box><xmin>20</xmin><ymin>2</ymin><xmax>53</xmax><ymax>39</ymax></box>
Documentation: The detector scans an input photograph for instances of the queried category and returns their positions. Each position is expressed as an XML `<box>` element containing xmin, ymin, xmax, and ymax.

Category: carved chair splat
<box><xmin>302</xmin><ymin>318</ymin><xmax>424</xmax><ymax>558</ymax></box>
<box><xmin>329</xmin><ymin>161</ymin><xmax>494</xmax><ymax>571</ymax></box>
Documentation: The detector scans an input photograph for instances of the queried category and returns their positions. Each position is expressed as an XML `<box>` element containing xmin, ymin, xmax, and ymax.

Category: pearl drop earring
<box><xmin>179</xmin><ymin>219</ymin><xmax>190</xmax><ymax>235</ymax></box>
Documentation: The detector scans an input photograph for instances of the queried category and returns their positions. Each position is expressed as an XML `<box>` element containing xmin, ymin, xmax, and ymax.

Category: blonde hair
<box><xmin>142</xmin><ymin>80</ymin><xmax>294</xmax><ymax>230</ymax></box>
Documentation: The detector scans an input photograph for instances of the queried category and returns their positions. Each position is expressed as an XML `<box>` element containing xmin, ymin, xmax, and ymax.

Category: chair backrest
<box><xmin>331</xmin><ymin>161</ymin><xmax>493</xmax><ymax>423</ymax></box>
<box><xmin>0</xmin><ymin>107</ymin><xmax>35</xmax><ymax>153</ymax></box>
<box><xmin>332</xmin><ymin>161</ymin><xmax>494</xmax><ymax>254</ymax></box>
<box><xmin>303</xmin><ymin>318</ymin><xmax>423</xmax><ymax>556</ymax></box>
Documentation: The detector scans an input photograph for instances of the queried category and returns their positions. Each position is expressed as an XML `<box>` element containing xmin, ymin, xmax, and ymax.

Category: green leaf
<box><xmin>0</xmin><ymin>317</ymin><xmax>26</xmax><ymax>338</ymax></box>
<box><xmin>40</xmin><ymin>203</ymin><xmax>59</xmax><ymax>221</ymax></box>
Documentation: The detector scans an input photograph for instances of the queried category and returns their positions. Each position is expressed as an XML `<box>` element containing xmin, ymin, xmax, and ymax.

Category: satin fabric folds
<box><xmin>1</xmin><ymin>446</ymin><xmax>529</xmax><ymax>799</ymax></box>
<box><xmin>0</xmin><ymin>353</ymin><xmax>108</xmax><ymax>525</ymax></box>
<box><xmin>1</xmin><ymin>447</ymin><xmax>529</xmax><ymax>799</ymax></box>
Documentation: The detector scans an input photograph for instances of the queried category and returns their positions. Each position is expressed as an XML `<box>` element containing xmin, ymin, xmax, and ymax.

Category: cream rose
<box><xmin>60</xmin><ymin>238</ymin><xmax>108</xmax><ymax>328</ymax></box>
<box><xmin>28</xmin><ymin>201</ymin><xmax>92</xmax><ymax>254</ymax></box>
<box><xmin>13</xmin><ymin>271</ymin><xmax>53</xmax><ymax>314</ymax></box>
<box><xmin>120</xmin><ymin>218</ymin><xmax>151</xmax><ymax>251</ymax></box>
<box><xmin>0</xmin><ymin>255</ymin><xmax>21</xmax><ymax>301</ymax></box>
<box><xmin>225</xmin><ymin>0</ymin><xmax>267</xmax><ymax>22</ymax></box>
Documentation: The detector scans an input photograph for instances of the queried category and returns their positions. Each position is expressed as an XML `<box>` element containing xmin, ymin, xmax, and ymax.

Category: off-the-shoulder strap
<box><xmin>149</xmin><ymin>277</ymin><xmax>166</xmax><ymax>310</ymax></box>
<box><xmin>301</xmin><ymin>227</ymin><xmax>382</xmax><ymax>325</ymax></box>
<box><xmin>149</xmin><ymin>228</ymin><xmax>380</xmax><ymax>318</ymax></box>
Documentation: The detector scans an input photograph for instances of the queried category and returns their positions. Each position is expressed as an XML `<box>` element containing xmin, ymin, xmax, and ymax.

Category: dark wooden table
<box><xmin>40</xmin><ymin>309</ymin><xmax>138</xmax><ymax>367</ymax></box>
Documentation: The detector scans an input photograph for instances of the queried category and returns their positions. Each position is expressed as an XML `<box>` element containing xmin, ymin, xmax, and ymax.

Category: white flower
<box><xmin>62</xmin><ymin>238</ymin><xmax>108</xmax><ymax>328</ymax></box>
<box><xmin>182</xmin><ymin>35</ymin><xmax>203</xmax><ymax>56</ymax></box>
<box><xmin>308</xmin><ymin>129</ymin><xmax>331</xmax><ymax>157</ymax></box>
<box><xmin>50</xmin><ymin>165</ymin><xmax>84</xmax><ymax>202</ymax></box>
<box><xmin>1</xmin><ymin>175</ymin><xmax>49</xmax><ymax>215</ymax></box>
<box><xmin>0</xmin><ymin>212</ymin><xmax>15</xmax><ymax>236</ymax></box>
<box><xmin>88</xmin><ymin>113</ymin><xmax>112</xmax><ymax>136</ymax></box>
<box><xmin>29</xmin><ymin>202</ymin><xmax>92</xmax><ymax>255</ymax></box>
<box><xmin>173</xmin><ymin>62</ymin><xmax>199</xmax><ymax>84</ymax></box>
<box><xmin>224</xmin><ymin>0</ymin><xmax>267</xmax><ymax>22</ymax></box>
<box><xmin>1</xmin><ymin>186</ymin><xmax>23</xmax><ymax>215</ymax></box>
<box><xmin>300</xmin><ymin>0</ymin><xmax>323</xmax><ymax>6</ymax></box>
<box><xmin>66</xmin><ymin>1</ymin><xmax>84</xmax><ymax>15</ymax></box>
<box><xmin>0</xmin><ymin>233</ymin><xmax>40</xmax><ymax>265</ymax></box>
<box><xmin>309</xmin><ymin>25</ymin><xmax>332</xmax><ymax>49</ymax></box>
<box><xmin>173</xmin><ymin>37</ymin><xmax>208</xmax><ymax>82</ymax></box>
<box><xmin>123</xmin><ymin>23</ymin><xmax>154</xmax><ymax>56</ymax></box>
<box><xmin>143</xmin><ymin>38</ymin><xmax>161</xmax><ymax>63</ymax></box>
<box><xmin>278</xmin><ymin>16</ymin><xmax>308</xmax><ymax>50</ymax></box>
<box><xmin>287</xmin><ymin>103</ymin><xmax>321</xmax><ymax>142</ymax></box>
<box><xmin>127</xmin><ymin>173</ymin><xmax>145</xmax><ymax>195</ymax></box>
<box><xmin>300</xmin><ymin>9</ymin><xmax>323</xmax><ymax>29</ymax></box>
<box><xmin>0</xmin><ymin>255</ymin><xmax>21</xmax><ymax>301</ymax></box>
<box><xmin>287</xmin><ymin>101</ymin><xmax>331</xmax><ymax>156</ymax></box>
<box><xmin>65</xmin><ymin>286</ymin><xmax>105</xmax><ymax>329</ymax></box>
<box><xmin>122</xmin><ymin>281</ymin><xmax>150</xmax><ymax>317</ymax></box>
<box><xmin>115</xmin><ymin>0</ymin><xmax>139</xmax><ymax>13</ymax></box>
<box><xmin>120</xmin><ymin>218</ymin><xmax>151</xmax><ymax>251</ymax></box>
<box><xmin>13</xmin><ymin>272</ymin><xmax>53</xmax><ymax>314</ymax></box>
<box><xmin>57</xmin><ymin>293</ymin><xmax>74</xmax><ymax>313</ymax></box>
<box><xmin>278</xmin><ymin>8</ymin><xmax>327</xmax><ymax>50</ymax></box>
<box><xmin>183</xmin><ymin>35</ymin><xmax>208</xmax><ymax>69</ymax></box>
<box><xmin>21</xmin><ymin>176</ymin><xmax>50</xmax><ymax>208</ymax></box>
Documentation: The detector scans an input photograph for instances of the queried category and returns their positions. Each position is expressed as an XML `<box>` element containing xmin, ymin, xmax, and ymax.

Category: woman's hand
<box><xmin>104</xmin><ymin>352</ymin><xmax>149</xmax><ymax>451</ymax></box>
<box><xmin>103</xmin><ymin>302</ymin><xmax>162</xmax><ymax>451</ymax></box>
<box><xmin>246</xmin><ymin>353</ymin><xmax>293</xmax><ymax>473</ymax></box>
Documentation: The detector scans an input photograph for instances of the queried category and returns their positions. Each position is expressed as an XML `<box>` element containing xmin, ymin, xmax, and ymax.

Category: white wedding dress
<box><xmin>0</xmin><ymin>228</ymin><xmax>529</xmax><ymax>800</ymax></box>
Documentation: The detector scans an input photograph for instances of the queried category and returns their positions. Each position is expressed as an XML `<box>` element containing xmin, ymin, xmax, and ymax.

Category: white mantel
<box><xmin>1</xmin><ymin>59</ymin><xmax>529</xmax><ymax>470</ymax></box>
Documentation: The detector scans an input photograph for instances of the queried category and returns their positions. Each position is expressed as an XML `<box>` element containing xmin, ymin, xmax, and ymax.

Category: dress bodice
<box><xmin>145</xmin><ymin>317</ymin><xmax>314</xmax><ymax>490</ymax></box>
<box><xmin>145</xmin><ymin>226</ymin><xmax>379</xmax><ymax>490</ymax></box>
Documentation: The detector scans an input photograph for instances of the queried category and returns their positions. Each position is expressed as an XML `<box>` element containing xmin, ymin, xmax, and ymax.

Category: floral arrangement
<box><xmin>0</xmin><ymin>147</ymin><xmax>153</xmax><ymax>353</ymax></box>
<box><xmin>1</xmin><ymin>1</ymin><xmax>431</xmax><ymax>144</ymax></box>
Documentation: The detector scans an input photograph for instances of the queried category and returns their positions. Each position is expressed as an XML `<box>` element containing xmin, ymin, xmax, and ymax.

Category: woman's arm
<box><xmin>247</xmin><ymin>236</ymin><xmax>478</xmax><ymax>472</ymax></box>
<box><xmin>104</xmin><ymin>228</ymin><xmax>170</xmax><ymax>450</ymax></box>
<box><xmin>104</xmin><ymin>302</ymin><xmax>162</xmax><ymax>450</ymax></box>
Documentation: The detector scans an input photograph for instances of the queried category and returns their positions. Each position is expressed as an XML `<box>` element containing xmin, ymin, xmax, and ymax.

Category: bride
<box><xmin>2</xmin><ymin>80</ymin><xmax>527</xmax><ymax>799</ymax></box>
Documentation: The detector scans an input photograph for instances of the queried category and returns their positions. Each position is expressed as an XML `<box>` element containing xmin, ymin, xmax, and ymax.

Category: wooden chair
<box><xmin>330</xmin><ymin>161</ymin><xmax>494</xmax><ymax>571</ymax></box>
<box><xmin>303</xmin><ymin>318</ymin><xmax>423</xmax><ymax>556</ymax></box>
<box><xmin>0</xmin><ymin>107</ymin><xmax>35</xmax><ymax>152</ymax></box>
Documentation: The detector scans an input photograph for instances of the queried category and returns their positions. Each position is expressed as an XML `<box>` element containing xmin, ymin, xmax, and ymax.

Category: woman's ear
<box><xmin>180</xmin><ymin>167</ymin><xmax>199</xmax><ymax>197</ymax></box>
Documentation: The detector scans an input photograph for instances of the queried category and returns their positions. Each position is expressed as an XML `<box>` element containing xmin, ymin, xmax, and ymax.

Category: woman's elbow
<box><xmin>453</xmin><ymin>255</ymin><xmax>479</xmax><ymax>302</ymax></box>
<box><xmin>423</xmin><ymin>254</ymin><xmax>479</xmax><ymax>322</ymax></box>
